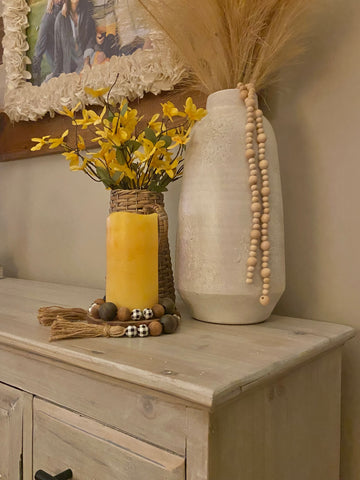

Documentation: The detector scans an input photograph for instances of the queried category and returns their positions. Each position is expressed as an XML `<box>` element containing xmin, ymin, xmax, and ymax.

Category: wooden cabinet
<box><xmin>0</xmin><ymin>278</ymin><xmax>355</xmax><ymax>480</ymax></box>
<box><xmin>0</xmin><ymin>383</ymin><xmax>31</xmax><ymax>480</ymax></box>
<box><xmin>33</xmin><ymin>399</ymin><xmax>184</xmax><ymax>480</ymax></box>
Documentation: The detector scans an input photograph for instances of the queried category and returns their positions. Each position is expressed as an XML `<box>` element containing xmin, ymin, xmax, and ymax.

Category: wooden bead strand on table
<box><xmin>237</xmin><ymin>82</ymin><xmax>271</xmax><ymax>306</ymax></box>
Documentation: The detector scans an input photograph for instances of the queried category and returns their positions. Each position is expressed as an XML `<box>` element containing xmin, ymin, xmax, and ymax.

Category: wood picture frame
<box><xmin>0</xmin><ymin>1</ymin><xmax>204</xmax><ymax>163</ymax></box>
<box><xmin>2</xmin><ymin>0</ymin><xmax>185</xmax><ymax>123</ymax></box>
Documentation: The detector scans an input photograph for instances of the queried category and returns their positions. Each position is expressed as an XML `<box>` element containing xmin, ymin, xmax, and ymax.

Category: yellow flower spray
<box><xmin>32</xmin><ymin>86</ymin><xmax>206</xmax><ymax>192</ymax></box>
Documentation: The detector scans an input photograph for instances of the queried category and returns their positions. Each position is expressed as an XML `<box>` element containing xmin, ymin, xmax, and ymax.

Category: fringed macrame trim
<box><xmin>2</xmin><ymin>0</ymin><xmax>186</xmax><ymax>122</ymax></box>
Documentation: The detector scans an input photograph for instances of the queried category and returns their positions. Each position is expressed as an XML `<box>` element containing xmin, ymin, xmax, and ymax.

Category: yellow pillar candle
<box><xmin>106</xmin><ymin>211</ymin><xmax>158</xmax><ymax>310</ymax></box>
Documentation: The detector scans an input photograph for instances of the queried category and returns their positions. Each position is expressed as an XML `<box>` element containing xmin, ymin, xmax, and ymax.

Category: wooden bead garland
<box><xmin>237</xmin><ymin>82</ymin><xmax>271</xmax><ymax>306</ymax></box>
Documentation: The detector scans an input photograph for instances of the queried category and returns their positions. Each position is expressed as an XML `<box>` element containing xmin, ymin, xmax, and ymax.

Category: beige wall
<box><xmin>0</xmin><ymin>0</ymin><xmax>359</xmax><ymax>477</ymax></box>
<box><xmin>0</xmin><ymin>155</ymin><xmax>181</xmax><ymax>289</ymax></box>
<box><xmin>266</xmin><ymin>0</ymin><xmax>360</xmax><ymax>478</ymax></box>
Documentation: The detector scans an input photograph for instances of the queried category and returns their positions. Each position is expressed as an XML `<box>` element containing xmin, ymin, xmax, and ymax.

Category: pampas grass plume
<box><xmin>139</xmin><ymin>0</ymin><xmax>313</xmax><ymax>93</ymax></box>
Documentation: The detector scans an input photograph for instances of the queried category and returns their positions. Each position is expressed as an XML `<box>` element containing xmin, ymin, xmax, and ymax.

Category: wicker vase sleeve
<box><xmin>109</xmin><ymin>190</ymin><xmax>175</xmax><ymax>302</ymax></box>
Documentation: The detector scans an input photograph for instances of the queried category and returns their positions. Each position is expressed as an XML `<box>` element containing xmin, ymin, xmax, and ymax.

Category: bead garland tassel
<box><xmin>237</xmin><ymin>82</ymin><xmax>271</xmax><ymax>306</ymax></box>
<box><xmin>37</xmin><ymin>297</ymin><xmax>181</xmax><ymax>341</ymax></box>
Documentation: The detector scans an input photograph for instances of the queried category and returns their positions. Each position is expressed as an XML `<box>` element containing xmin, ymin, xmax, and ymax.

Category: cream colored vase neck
<box><xmin>175</xmin><ymin>88</ymin><xmax>285</xmax><ymax>324</ymax></box>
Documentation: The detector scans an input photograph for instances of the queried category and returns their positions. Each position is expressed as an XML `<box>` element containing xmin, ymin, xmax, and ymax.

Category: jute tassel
<box><xmin>38</xmin><ymin>306</ymin><xmax>88</xmax><ymax>326</ymax></box>
<box><xmin>50</xmin><ymin>316</ymin><xmax>125</xmax><ymax>342</ymax></box>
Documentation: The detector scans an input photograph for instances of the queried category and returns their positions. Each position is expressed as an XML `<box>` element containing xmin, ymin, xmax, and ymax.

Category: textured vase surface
<box><xmin>176</xmin><ymin>88</ymin><xmax>285</xmax><ymax>324</ymax></box>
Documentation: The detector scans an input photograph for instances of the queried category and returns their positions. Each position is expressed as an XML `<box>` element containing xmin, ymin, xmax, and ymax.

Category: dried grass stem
<box><xmin>139</xmin><ymin>0</ymin><xmax>312</xmax><ymax>93</ymax></box>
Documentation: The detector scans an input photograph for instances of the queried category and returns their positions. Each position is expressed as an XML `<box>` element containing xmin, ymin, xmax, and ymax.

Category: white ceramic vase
<box><xmin>175</xmin><ymin>88</ymin><xmax>285</xmax><ymax>324</ymax></box>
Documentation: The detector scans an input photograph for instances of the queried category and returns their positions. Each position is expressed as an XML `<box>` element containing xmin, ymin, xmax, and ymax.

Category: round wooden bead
<box><xmin>254</xmin><ymin>212</ymin><xmax>261</xmax><ymax>218</ymax></box>
<box><xmin>261</xmin><ymin>241</ymin><xmax>270</xmax><ymax>251</ymax></box>
<box><xmin>125</xmin><ymin>325</ymin><xmax>137</xmax><ymax>337</ymax></box>
<box><xmin>249</xmin><ymin>176</ymin><xmax>257</xmax><ymax>185</ymax></box>
<box><xmin>89</xmin><ymin>303</ymin><xmax>100</xmax><ymax>319</ymax></box>
<box><xmin>264</xmin><ymin>208</ymin><xmax>270</xmax><ymax>214</ymax></box>
<box><xmin>116</xmin><ymin>306</ymin><xmax>131</xmax><ymax>322</ymax></box>
<box><xmin>263</xmin><ymin>256</ymin><xmax>269</xmax><ymax>262</ymax></box>
<box><xmin>262</xmin><ymin>289</ymin><xmax>269</xmax><ymax>295</ymax></box>
<box><xmin>259</xmin><ymin>148</ymin><xmax>265</xmax><ymax>154</ymax></box>
<box><xmin>259</xmin><ymin>295</ymin><xmax>270</xmax><ymax>306</ymax></box>
<box><xmin>255</xmin><ymin>109</ymin><xmax>263</xmax><ymax>117</ymax></box>
<box><xmin>137</xmin><ymin>324</ymin><xmax>149</xmax><ymax>337</ymax></box>
<box><xmin>259</xmin><ymin>160</ymin><xmax>268</xmax><ymax>169</ymax></box>
<box><xmin>259</xmin><ymin>154</ymin><xmax>265</xmax><ymax>160</ymax></box>
<box><xmin>261</xmin><ymin>187</ymin><xmax>270</xmax><ymax>196</ymax></box>
<box><xmin>247</xmin><ymin>272</ymin><xmax>254</xmax><ymax>278</ymax></box>
<box><xmin>246</xmin><ymin>149</ymin><xmax>255</xmax><ymax>159</ymax></box>
<box><xmin>246</xmin><ymin>278</ymin><xmax>253</xmax><ymax>284</ymax></box>
<box><xmin>257</xmin><ymin>133</ymin><xmax>267</xmax><ymax>143</ymax></box>
<box><xmin>160</xmin><ymin>297</ymin><xmax>175</xmax><ymax>314</ymax></box>
<box><xmin>250</xmin><ymin>245</ymin><xmax>257</xmax><ymax>252</ymax></box>
<box><xmin>131</xmin><ymin>309</ymin><xmax>143</xmax><ymax>320</ymax></box>
<box><xmin>160</xmin><ymin>315</ymin><xmax>178</xmax><ymax>334</ymax></box>
<box><xmin>245</xmin><ymin>123</ymin><xmax>255</xmax><ymax>132</ymax></box>
<box><xmin>248</xmin><ymin>265</ymin><xmax>255</xmax><ymax>272</ymax></box>
<box><xmin>152</xmin><ymin>303</ymin><xmax>165</xmax><ymax>318</ymax></box>
<box><xmin>261</xmin><ymin>268</ymin><xmax>271</xmax><ymax>278</ymax></box>
<box><xmin>94</xmin><ymin>298</ymin><xmax>105</xmax><ymax>305</ymax></box>
<box><xmin>99</xmin><ymin>302</ymin><xmax>118</xmax><ymax>321</ymax></box>
<box><xmin>149</xmin><ymin>321</ymin><xmax>163</xmax><ymax>336</ymax></box>
<box><xmin>247</xmin><ymin>257</ymin><xmax>257</xmax><ymax>266</ymax></box>
<box><xmin>143</xmin><ymin>308</ymin><xmax>154</xmax><ymax>320</ymax></box>
<box><xmin>249</xmin><ymin>251</ymin><xmax>256</xmax><ymax>257</ymax></box>
<box><xmin>245</xmin><ymin>98</ymin><xmax>256</xmax><ymax>107</ymax></box>
<box><xmin>240</xmin><ymin>90</ymin><xmax>248</xmax><ymax>100</ymax></box>
<box><xmin>264</xmin><ymin>278</ymin><xmax>270</xmax><ymax>284</ymax></box>
<box><xmin>251</xmin><ymin>203</ymin><xmax>261</xmax><ymax>212</ymax></box>
<box><xmin>251</xmin><ymin>239</ymin><xmax>258</xmax><ymax>245</ymax></box>
<box><xmin>261</xmin><ymin>214</ymin><xmax>270</xmax><ymax>223</ymax></box>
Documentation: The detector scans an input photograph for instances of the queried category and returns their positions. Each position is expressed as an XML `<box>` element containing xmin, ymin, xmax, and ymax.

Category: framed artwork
<box><xmin>2</xmin><ymin>0</ymin><xmax>185</xmax><ymax>122</ymax></box>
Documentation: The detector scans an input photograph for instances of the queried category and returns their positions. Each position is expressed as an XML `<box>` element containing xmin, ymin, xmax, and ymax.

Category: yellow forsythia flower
<box><xmin>31</xmin><ymin>135</ymin><xmax>50</xmax><ymax>151</ymax></box>
<box><xmin>84</xmin><ymin>86</ymin><xmax>110</xmax><ymax>98</ymax></box>
<box><xmin>60</xmin><ymin>102</ymin><xmax>81</xmax><ymax>119</ymax></box>
<box><xmin>77</xmin><ymin>135</ymin><xmax>86</xmax><ymax>151</ymax></box>
<box><xmin>161</xmin><ymin>101</ymin><xmax>185</xmax><ymax>121</ymax></box>
<box><xmin>48</xmin><ymin>130</ymin><xmax>69</xmax><ymax>149</ymax></box>
<box><xmin>148</xmin><ymin>113</ymin><xmax>162</xmax><ymax>133</ymax></box>
<box><xmin>184</xmin><ymin>97</ymin><xmax>207</xmax><ymax>122</ymax></box>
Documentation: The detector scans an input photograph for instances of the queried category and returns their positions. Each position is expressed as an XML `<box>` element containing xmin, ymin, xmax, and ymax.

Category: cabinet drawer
<box><xmin>33</xmin><ymin>398</ymin><xmax>185</xmax><ymax>480</ymax></box>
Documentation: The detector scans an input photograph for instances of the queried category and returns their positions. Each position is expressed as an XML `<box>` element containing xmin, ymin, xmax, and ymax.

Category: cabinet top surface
<box><xmin>0</xmin><ymin>278</ymin><xmax>354</xmax><ymax>407</ymax></box>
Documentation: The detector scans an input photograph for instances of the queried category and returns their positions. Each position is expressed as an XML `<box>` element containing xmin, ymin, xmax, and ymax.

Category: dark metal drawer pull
<box><xmin>35</xmin><ymin>468</ymin><xmax>73</xmax><ymax>480</ymax></box>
